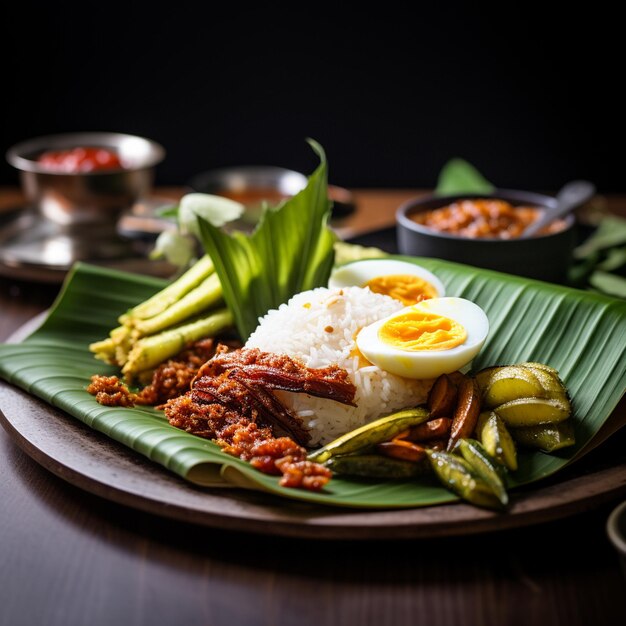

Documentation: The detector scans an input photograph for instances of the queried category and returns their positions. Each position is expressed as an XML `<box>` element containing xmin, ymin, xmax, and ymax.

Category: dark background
<box><xmin>1</xmin><ymin>5</ymin><xmax>622</xmax><ymax>193</ymax></box>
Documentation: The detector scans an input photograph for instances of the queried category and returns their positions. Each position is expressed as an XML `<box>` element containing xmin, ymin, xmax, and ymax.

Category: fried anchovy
<box><xmin>191</xmin><ymin>372</ymin><xmax>310</xmax><ymax>445</ymax></box>
<box><xmin>189</xmin><ymin>347</ymin><xmax>358</xmax><ymax>446</ymax></box>
<box><xmin>231</xmin><ymin>376</ymin><xmax>311</xmax><ymax>445</ymax></box>
<box><xmin>196</xmin><ymin>348</ymin><xmax>356</xmax><ymax>406</ymax></box>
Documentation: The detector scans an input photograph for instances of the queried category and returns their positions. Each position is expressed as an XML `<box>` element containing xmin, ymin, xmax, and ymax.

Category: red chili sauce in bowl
<box><xmin>220</xmin><ymin>188</ymin><xmax>291</xmax><ymax>209</ymax></box>
<box><xmin>410</xmin><ymin>199</ymin><xmax>566</xmax><ymax>239</ymax></box>
<box><xmin>37</xmin><ymin>146</ymin><xmax>124</xmax><ymax>173</ymax></box>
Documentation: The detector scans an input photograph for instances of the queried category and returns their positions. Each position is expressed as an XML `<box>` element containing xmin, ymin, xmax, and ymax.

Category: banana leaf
<box><xmin>0</xmin><ymin>260</ymin><xmax>625</xmax><ymax>509</ymax></box>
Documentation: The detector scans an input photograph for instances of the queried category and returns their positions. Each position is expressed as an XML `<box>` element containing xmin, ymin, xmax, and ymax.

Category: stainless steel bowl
<box><xmin>188</xmin><ymin>165</ymin><xmax>308</xmax><ymax>198</ymax></box>
<box><xmin>188</xmin><ymin>165</ymin><xmax>308</xmax><ymax>227</ymax></box>
<box><xmin>6</xmin><ymin>131</ymin><xmax>165</xmax><ymax>230</ymax></box>
<box><xmin>187</xmin><ymin>165</ymin><xmax>356</xmax><ymax>226</ymax></box>
<box><xmin>1</xmin><ymin>132</ymin><xmax>167</xmax><ymax>279</ymax></box>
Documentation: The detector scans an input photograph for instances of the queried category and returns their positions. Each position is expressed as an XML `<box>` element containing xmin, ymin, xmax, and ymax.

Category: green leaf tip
<box><xmin>435</xmin><ymin>158</ymin><xmax>495</xmax><ymax>197</ymax></box>
<box><xmin>194</xmin><ymin>140</ymin><xmax>335</xmax><ymax>341</ymax></box>
<box><xmin>305</xmin><ymin>137</ymin><xmax>326</xmax><ymax>163</ymax></box>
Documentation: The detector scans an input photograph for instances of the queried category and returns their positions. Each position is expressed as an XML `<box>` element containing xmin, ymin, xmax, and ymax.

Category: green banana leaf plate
<box><xmin>0</xmin><ymin>257</ymin><xmax>625</xmax><ymax>526</ymax></box>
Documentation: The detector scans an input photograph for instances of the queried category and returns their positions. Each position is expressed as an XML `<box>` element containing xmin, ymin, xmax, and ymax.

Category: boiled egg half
<box><xmin>328</xmin><ymin>259</ymin><xmax>445</xmax><ymax>305</ymax></box>
<box><xmin>356</xmin><ymin>297</ymin><xmax>489</xmax><ymax>379</ymax></box>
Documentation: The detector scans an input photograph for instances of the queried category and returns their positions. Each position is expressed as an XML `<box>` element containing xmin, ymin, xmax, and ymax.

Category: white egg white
<box><xmin>356</xmin><ymin>297</ymin><xmax>489</xmax><ymax>379</ymax></box>
<box><xmin>328</xmin><ymin>259</ymin><xmax>445</xmax><ymax>298</ymax></box>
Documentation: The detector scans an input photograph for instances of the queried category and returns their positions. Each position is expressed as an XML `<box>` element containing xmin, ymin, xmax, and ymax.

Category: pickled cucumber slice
<box><xmin>327</xmin><ymin>454</ymin><xmax>428</xmax><ymax>479</ymax></box>
<box><xmin>475</xmin><ymin>362</ymin><xmax>569</xmax><ymax>403</ymax></box>
<box><xmin>476</xmin><ymin>411</ymin><xmax>518</xmax><ymax>471</ymax></box>
<box><xmin>473</xmin><ymin>366</ymin><xmax>501</xmax><ymax>391</ymax></box>
<box><xmin>482</xmin><ymin>366</ymin><xmax>545</xmax><ymax>407</ymax></box>
<box><xmin>521</xmin><ymin>365</ymin><xmax>569</xmax><ymax>400</ymax></box>
<box><xmin>512</xmin><ymin>420</ymin><xmax>576</xmax><ymax>452</ymax></box>
<box><xmin>494</xmin><ymin>397</ymin><xmax>571</xmax><ymax>427</ymax></box>
<box><xmin>426</xmin><ymin>449</ymin><xmax>504</xmax><ymax>510</ymax></box>
<box><xmin>457</xmin><ymin>438</ymin><xmax>508</xmax><ymax>506</ymax></box>
<box><xmin>308</xmin><ymin>408</ymin><xmax>430</xmax><ymax>463</ymax></box>
<box><xmin>519</xmin><ymin>361</ymin><xmax>560</xmax><ymax>377</ymax></box>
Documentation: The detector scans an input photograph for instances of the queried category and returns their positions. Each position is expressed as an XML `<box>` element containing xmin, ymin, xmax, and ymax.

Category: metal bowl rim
<box><xmin>6</xmin><ymin>131</ymin><xmax>166</xmax><ymax>175</ymax></box>
<box><xmin>187</xmin><ymin>165</ymin><xmax>308</xmax><ymax>192</ymax></box>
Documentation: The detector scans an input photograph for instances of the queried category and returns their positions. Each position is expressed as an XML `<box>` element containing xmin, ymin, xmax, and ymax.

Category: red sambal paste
<box><xmin>37</xmin><ymin>146</ymin><xmax>124</xmax><ymax>173</ymax></box>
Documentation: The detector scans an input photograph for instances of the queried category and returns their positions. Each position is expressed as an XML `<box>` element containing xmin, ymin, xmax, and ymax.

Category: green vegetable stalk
<box><xmin>121</xmin><ymin>254</ymin><xmax>215</xmax><ymax>322</ymax></box>
<box><xmin>195</xmin><ymin>139</ymin><xmax>336</xmax><ymax>341</ymax></box>
<box><xmin>90</xmin><ymin>139</ymin><xmax>337</xmax><ymax>377</ymax></box>
<box><xmin>132</xmin><ymin>273</ymin><xmax>223</xmax><ymax>337</ymax></box>
<box><xmin>567</xmin><ymin>214</ymin><xmax>626</xmax><ymax>298</ymax></box>
<box><xmin>89</xmin><ymin>254</ymin><xmax>220</xmax><ymax>368</ymax></box>
<box><xmin>122</xmin><ymin>308</ymin><xmax>233</xmax><ymax>379</ymax></box>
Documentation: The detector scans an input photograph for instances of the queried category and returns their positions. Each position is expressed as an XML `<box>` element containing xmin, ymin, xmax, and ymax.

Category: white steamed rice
<box><xmin>245</xmin><ymin>286</ymin><xmax>433</xmax><ymax>446</ymax></box>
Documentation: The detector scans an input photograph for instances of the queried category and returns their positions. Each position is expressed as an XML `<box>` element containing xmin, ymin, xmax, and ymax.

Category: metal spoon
<box><xmin>521</xmin><ymin>179</ymin><xmax>596</xmax><ymax>238</ymax></box>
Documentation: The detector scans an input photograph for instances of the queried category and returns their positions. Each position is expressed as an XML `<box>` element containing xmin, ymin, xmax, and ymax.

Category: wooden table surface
<box><xmin>1</xmin><ymin>187</ymin><xmax>625</xmax><ymax>626</ymax></box>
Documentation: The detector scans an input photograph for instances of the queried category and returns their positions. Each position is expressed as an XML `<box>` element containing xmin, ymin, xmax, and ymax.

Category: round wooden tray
<box><xmin>2</xmin><ymin>239</ymin><xmax>625</xmax><ymax>540</ymax></box>
<box><xmin>1</xmin><ymin>345</ymin><xmax>625</xmax><ymax>540</ymax></box>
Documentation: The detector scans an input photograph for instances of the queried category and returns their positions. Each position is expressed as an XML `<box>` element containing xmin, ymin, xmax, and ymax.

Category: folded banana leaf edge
<box><xmin>0</xmin><ymin>258</ymin><xmax>624</xmax><ymax>509</ymax></box>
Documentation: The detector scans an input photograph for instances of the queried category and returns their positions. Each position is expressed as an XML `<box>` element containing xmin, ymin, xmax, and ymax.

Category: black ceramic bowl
<box><xmin>396</xmin><ymin>190</ymin><xmax>577</xmax><ymax>283</ymax></box>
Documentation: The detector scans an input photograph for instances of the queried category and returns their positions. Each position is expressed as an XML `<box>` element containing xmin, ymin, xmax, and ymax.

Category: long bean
<box><xmin>121</xmin><ymin>308</ymin><xmax>233</xmax><ymax>381</ymax></box>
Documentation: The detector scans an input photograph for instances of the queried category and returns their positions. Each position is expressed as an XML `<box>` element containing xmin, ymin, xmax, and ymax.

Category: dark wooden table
<box><xmin>1</xmin><ymin>188</ymin><xmax>625</xmax><ymax>626</ymax></box>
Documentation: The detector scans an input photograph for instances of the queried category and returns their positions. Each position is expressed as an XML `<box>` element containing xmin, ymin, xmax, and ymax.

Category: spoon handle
<box><xmin>522</xmin><ymin>180</ymin><xmax>596</xmax><ymax>237</ymax></box>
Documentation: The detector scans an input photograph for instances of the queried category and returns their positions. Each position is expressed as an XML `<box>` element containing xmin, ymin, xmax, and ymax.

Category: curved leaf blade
<box><xmin>0</xmin><ymin>258</ymin><xmax>625</xmax><ymax>508</ymax></box>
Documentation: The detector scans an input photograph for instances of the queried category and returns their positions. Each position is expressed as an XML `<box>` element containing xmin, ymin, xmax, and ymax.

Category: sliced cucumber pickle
<box><xmin>519</xmin><ymin>361</ymin><xmax>560</xmax><ymax>377</ymax></box>
<box><xmin>457</xmin><ymin>438</ymin><xmax>508</xmax><ymax>506</ymax></box>
<box><xmin>473</xmin><ymin>366</ymin><xmax>501</xmax><ymax>392</ymax></box>
<box><xmin>327</xmin><ymin>454</ymin><xmax>428</xmax><ymax>479</ymax></box>
<box><xmin>426</xmin><ymin>449</ymin><xmax>504</xmax><ymax>510</ymax></box>
<box><xmin>494</xmin><ymin>396</ymin><xmax>571</xmax><ymax>427</ymax></box>
<box><xmin>476</xmin><ymin>411</ymin><xmax>518</xmax><ymax>471</ymax></box>
<box><xmin>482</xmin><ymin>366</ymin><xmax>545</xmax><ymax>407</ymax></box>
<box><xmin>520</xmin><ymin>365</ymin><xmax>569</xmax><ymax>400</ymax></box>
<box><xmin>512</xmin><ymin>420</ymin><xmax>576</xmax><ymax>452</ymax></box>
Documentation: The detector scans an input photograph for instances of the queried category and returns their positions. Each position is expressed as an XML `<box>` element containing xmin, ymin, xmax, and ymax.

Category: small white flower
<box><xmin>150</xmin><ymin>230</ymin><xmax>196</xmax><ymax>268</ymax></box>
<box><xmin>178</xmin><ymin>193</ymin><xmax>245</xmax><ymax>236</ymax></box>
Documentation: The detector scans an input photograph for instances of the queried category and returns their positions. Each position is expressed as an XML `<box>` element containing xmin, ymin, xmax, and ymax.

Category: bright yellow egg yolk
<box><xmin>378</xmin><ymin>310</ymin><xmax>467</xmax><ymax>351</ymax></box>
<box><xmin>365</xmin><ymin>274</ymin><xmax>438</xmax><ymax>305</ymax></box>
